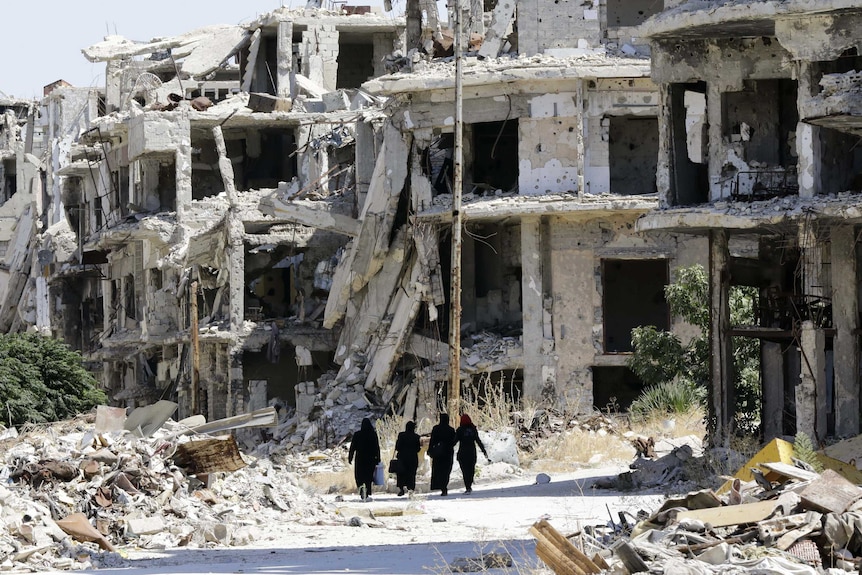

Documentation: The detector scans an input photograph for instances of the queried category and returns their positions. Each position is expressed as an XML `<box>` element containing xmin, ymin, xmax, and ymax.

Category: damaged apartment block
<box><xmin>638</xmin><ymin>1</ymin><xmax>862</xmax><ymax>444</ymax></box>
<box><xmin>31</xmin><ymin>7</ymin><xmax>403</xmax><ymax>440</ymax></box>
<box><xmin>0</xmin><ymin>0</ymin><xmax>704</xmax><ymax>443</ymax></box>
<box><xmin>10</xmin><ymin>0</ymin><xmax>862</xmax><ymax>451</ymax></box>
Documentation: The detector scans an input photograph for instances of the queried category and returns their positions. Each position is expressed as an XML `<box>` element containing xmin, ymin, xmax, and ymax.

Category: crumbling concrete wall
<box><xmin>549</xmin><ymin>213</ymin><xmax>697</xmax><ymax>412</ymax></box>
<box><xmin>652</xmin><ymin>37</ymin><xmax>797</xmax><ymax>204</ymax></box>
<box><xmin>517</xmin><ymin>0</ymin><xmax>600</xmax><ymax>56</ymax></box>
<box><xmin>584</xmin><ymin>78</ymin><xmax>659</xmax><ymax>195</ymax></box>
<box><xmin>519</xmin><ymin>92</ymin><xmax>581</xmax><ymax>196</ymax></box>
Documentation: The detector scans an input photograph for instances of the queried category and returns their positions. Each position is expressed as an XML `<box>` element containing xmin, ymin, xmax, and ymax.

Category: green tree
<box><xmin>0</xmin><ymin>333</ymin><xmax>106</xmax><ymax>426</ymax></box>
<box><xmin>628</xmin><ymin>265</ymin><xmax>761</xmax><ymax>433</ymax></box>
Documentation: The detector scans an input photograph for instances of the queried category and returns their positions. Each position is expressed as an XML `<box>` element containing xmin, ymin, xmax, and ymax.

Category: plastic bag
<box><xmin>373</xmin><ymin>462</ymin><xmax>385</xmax><ymax>485</ymax></box>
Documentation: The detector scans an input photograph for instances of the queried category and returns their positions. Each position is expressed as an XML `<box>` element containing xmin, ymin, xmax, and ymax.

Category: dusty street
<box><xmin>81</xmin><ymin>466</ymin><xmax>664</xmax><ymax>575</ymax></box>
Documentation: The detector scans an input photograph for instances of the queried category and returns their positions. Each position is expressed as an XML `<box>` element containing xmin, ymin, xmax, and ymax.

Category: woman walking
<box><xmin>348</xmin><ymin>417</ymin><xmax>380</xmax><ymax>501</ymax></box>
<box><xmin>455</xmin><ymin>413</ymin><xmax>489</xmax><ymax>494</ymax></box>
<box><xmin>394</xmin><ymin>420</ymin><xmax>421</xmax><ymax>496</ymax></box>
<box><xmin>428</xmin><ymin>413</ymin><xmax>457</xmax><ymax>496</ymax></box>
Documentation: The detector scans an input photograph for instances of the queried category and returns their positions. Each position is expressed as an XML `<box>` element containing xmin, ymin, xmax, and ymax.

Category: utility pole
<box><xmin>447</xmin><ymin>0</ymin><xmax>464</xmax><ymax>421</ymax></box>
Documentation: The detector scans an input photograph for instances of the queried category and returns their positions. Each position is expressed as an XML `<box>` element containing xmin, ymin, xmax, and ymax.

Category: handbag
<box><xmin>373</xmin><ymin>462</ymin><xmax>385</xmax><ymax>485</ymax></box>
<box><xmin>388</xmin><ymin>458</ymin><xmax>402</xmax><ymax>474</ymax></box>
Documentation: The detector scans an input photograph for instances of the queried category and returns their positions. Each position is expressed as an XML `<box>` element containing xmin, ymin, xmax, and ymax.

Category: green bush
<box><xmin>629</xmin><ymin>379</ymin><xmax>706</xmax><ymax>421</ymax></box>
<box><xmin>0</xmin><ymin>333</ymin><xmax>106</xmax><ymax>426</ymax></box>
<box><xmin>628</xmin><ymin>265</ymin><xmax>761</xmax><ymax>433</ymax></box>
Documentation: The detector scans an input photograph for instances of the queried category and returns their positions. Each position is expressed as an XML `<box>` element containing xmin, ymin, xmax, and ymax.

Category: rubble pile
<box><xmin>0</xmin><ymin>413</ymin><xmax>335</xmax><ymax>572</ymax></box>
<box><xmin>598</xmin><ymin>466</ymin><xmax>862</xmax><ymax>574</ymax></box>
<box><xmin>513</xmin><ymin>408</ymin><xmax>621</xmax><ymax>453</ymax></box>
<box><xmin>535</xmin><ymin>439</ymin><xmax>862</xmax><ymax>575</ymax></box>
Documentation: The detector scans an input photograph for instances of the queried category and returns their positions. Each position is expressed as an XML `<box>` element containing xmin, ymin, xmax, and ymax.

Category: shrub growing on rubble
<box><xmin>628</xmin><ymin>265</ymin><xmax>761</xmax><ymax>433</ymax></box>
<box><xmin>0</xmin><ymin>333</ymin><xmax>105</xmax><ymax>426</ymax></box>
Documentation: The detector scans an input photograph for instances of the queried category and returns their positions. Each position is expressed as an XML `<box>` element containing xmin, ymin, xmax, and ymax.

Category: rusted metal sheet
<box><xmin>172</xmin><ymin>436</ymin><xmax>247</xmax><ymax>475</ymax></box>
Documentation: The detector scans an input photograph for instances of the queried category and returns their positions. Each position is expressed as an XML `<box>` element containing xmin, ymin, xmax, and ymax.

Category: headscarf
<box><xmin>460</xmin><ymin>414</ymin><xmax>473</xmax><ymax>426</ymax></box>
<box><xmin>361</xmin><ymin>417</ymin><xmax>374</xmax><ymax>433</ymax></box>
<box><xmin>405</xmin><ymin>420</ymin><xmax>416</xmax><ymax>433</ymax></box>
<box><xmin>439</xmin><ymin>413</ymin><xmax>450</xmax><ymax>426</ymax></box>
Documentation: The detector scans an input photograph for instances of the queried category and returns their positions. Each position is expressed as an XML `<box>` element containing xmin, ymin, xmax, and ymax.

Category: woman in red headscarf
<box><xmin>455</xmin><ymin>413</ymin><xmax>489</xmax><ymax>494</ymax></box>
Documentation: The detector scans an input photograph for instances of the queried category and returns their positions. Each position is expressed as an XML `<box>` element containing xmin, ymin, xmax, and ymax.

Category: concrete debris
<box><xmin>0</xmin><ymin>412</ymin><xmax>335</xmax><ymax>571</ymax></box>
<box><xmin>546</xmin><ymin>445</ymin><xmax>862</xmax><ymax>575</ymax></box>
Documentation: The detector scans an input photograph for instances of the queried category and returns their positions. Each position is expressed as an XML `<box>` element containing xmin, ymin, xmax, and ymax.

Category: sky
<box><xmin>0</xmin><ymin>0</ymin><xmax>405</xmax><ymax>100</ymax></box>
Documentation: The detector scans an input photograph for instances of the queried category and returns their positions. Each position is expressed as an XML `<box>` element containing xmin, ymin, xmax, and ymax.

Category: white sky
<box><xmin>0</xmin><ymin>0</ymin><xmax>404</xmax><ymax>100</ymax></box>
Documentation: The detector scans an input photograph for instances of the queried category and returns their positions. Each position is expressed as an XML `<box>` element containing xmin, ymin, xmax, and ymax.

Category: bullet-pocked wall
<box><xmin>549</xmin><ymin>213</ymin><xmax>704</xmax><ymax>412</ymax></box>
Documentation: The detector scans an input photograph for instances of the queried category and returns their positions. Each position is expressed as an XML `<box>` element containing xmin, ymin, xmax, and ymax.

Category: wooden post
<box><xmin>447</xmin><ymin>0</ymin><xmax>464</xmax><ymax>422</ymax></box>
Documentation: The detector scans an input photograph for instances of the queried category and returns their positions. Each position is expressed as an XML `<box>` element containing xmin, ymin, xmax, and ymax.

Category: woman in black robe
<box><xmin>455</xmin><ymin>413</ymin><xmax>489</xmax><ymax>494</ymax></box>
<box><xmin>428</xmin><ymin>413</ymin><xmax>457</xmax><ymax>496</ymax></box>
<box><xmin>348</xmin><ymin>417</ymin><xmax>380</xmax><ymax>500</ymax></box>
<box><xmin>394</xmin><ymin>420</ymin><xmax>421</xmax><ymax>496</ymax></box>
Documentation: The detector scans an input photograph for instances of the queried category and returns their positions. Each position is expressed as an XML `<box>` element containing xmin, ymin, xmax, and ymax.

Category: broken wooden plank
<box><xmin>529</xmin><ymin>519</ymin><xmax>601</xmax><ymax>575</ymax></box>
<box><xmin>774</xmin><ymin>511</ymin><xmax>822</xmax><ymax>551</ymax></box>
<box><xmin>675</xmin><ymin>500</ymin><xmax>783</xmax><ymax>528</ymax></box>
<box><xmin>799</xmin><ymin>469</ymin><xmax>862</xmax><ymax>513</ymax></box>
<box><xmin>172</xmin><ymin>436</ymin><xmax>247</xmax><ymax>475</ymax></box>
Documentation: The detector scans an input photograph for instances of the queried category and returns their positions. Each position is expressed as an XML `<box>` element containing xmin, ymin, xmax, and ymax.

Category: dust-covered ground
<box><xmin>86</xmin><ymin>465</ymin><xmax>666</xmax><ymax>575</ymax></box>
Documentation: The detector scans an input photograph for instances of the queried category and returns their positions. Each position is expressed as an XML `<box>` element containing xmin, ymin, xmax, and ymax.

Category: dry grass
<box><xmin>523</xmin><ymin>429</ymin><xmax>635</xmax><ymax>472</ymax></box>
<box><xmin>626</xmin><ymin>406</ymin><xmax>706</xmax><ymax>440</ymax></box>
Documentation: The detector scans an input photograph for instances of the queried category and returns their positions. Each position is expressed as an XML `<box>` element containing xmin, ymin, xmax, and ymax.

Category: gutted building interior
<box><xmin>638</xmin><ymin>1</ymin><xmax>862</xmax><ymax>444</ymax></box>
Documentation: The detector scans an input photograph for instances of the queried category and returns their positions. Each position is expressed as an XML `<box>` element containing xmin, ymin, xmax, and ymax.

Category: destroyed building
<box><xmin>637</xmin><ymin>0</ymin><xmax>862</xmax><ymax>444</ymax></box>
<box><xmin>1</xmin><ymin>2</ymin><xmax>714</xmax><ymax>435</ymax></box>
<box><xmin>0</xmin><ymin>96</ymin><xmax>34</xmax><ymax>331</ymax></box>
<box><xmin>19</xmin><ymin>0</ymin><xmax>840</xmax><ymax>441</ymax></box>
<box><xmin>31</xmin><ymin>7</ymin><xmax>404</xmax><ymax>433</ymax></box>
<box><xmin>337</xmin><ymin>0</ymin><xmax>705</xmax><ymax>422</ymax></box>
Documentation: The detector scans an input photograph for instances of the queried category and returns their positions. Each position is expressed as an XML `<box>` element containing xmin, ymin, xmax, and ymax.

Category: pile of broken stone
<box><xmin>582</xmin><ymin>445</ymin><xmax>862</xmax><ymax>574</ymax></box>
<box><xmin>0</xmin><ymin>411</ymin><xmax>336</xmax><ymax>572</ymax></box>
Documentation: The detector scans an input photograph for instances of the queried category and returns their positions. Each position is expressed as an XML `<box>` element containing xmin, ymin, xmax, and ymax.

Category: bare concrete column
<box><xmin>761</xmin><ymin>341</ymin><xmax>784</xmax><ymax>441</ymax></box>
<box><xmin>105</xmin><ymin>59</ymin><xmax>124</xmax><ymax>113</ymax></box>
<box><xmin>405</xmin><ymin>0</ymin><xmax>422</xmax><ymax>52</ymax></box>
<box><xmin>798</xmin><ymin>320</ymin><xmax>826</xmax><ymax>442</ymax></box>
<box><xmin>276</xmin><ymin>19</ymin><xmax>294</xmax><ymax>100</ymax></box>
<box><xmin>462</xmin><ymin>233</ymin><xmax>476</xmax><ymax>331</ymax></box>
<box><xmin>469</xmin><ymin>0</ymin><xmax>484</xmax><ymax>36</ymax></box>
<box><xmin>708</xmin><ymin>229</ymin><xmax>734</xmax><ymax>443</ymax></box>
<box><xmin>575</xmin><ymin>80</ymin><xmax>586</xmax><ymax>199</ymax></box>
<box><xmin>656</xmin><ymin>84</ymin><xmax>672</xmax><ymax>209</ymax></box>
<box><xmin>796</xmin><ymin>61</ymin><xmax>820</xmax><ymax>199</ymax></box>
<box><xmin>832</xmin><ymin>224</ymin><xmax>859</xmax><ymax>436</ymax></box>
<box><xmin>521</xmin><ymin>216</ymin><xmax>544</xmax><ymax>401</ymax></box>
<box><xmin>355</xmin><ymin>121</ymin><xmax>376</xmax><ymax>212</ymax></box>
<box><xmin>174</xmin><ymin>109</ymin><xmax>192</xmax><ymax>223</ymax></box>
<box><xmin>706</xmin><ymin>82</ymin><xmax>724</xmax><ymax>202</ymax></box>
